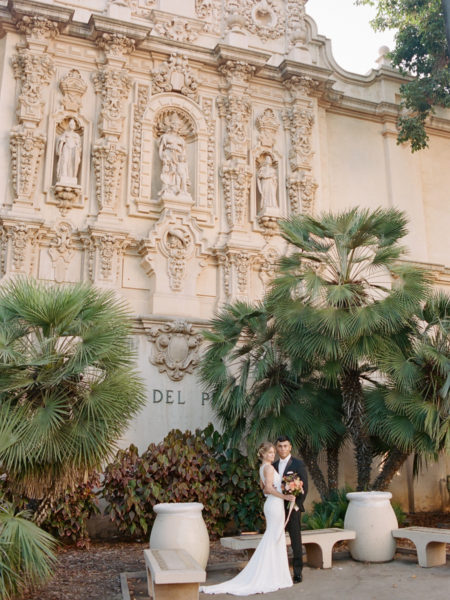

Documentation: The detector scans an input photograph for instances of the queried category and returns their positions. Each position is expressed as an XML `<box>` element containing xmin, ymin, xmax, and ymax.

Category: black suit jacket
<box><xmin>273</xmin><ymin>456</ymin><xmax>308</xmax><ymax>512</ymax></box>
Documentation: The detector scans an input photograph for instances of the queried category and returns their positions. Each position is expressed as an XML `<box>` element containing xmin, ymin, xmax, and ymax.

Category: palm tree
<box><xmin>367</xmin><ymin>291</ymin><xmax>450</xmax><ymax>489</ymax></box>
<box><xmin>0</xmin><ymin>277</ymin><xmax>146</xmax><ymax>503</ymax></box>
<box><xmin>268</xmin><ymin>208</ymin><xmax>430</xmax><ymax>490</ymax></box>
<box><xmin>200</xmin><ymin>301</ymin><xmax>346</xmax><ymax>500</ymax></box>
<box><xmin>0</xmin><ymin>503</ymin><xmax>56</xmax><ymax>600</ymax></box>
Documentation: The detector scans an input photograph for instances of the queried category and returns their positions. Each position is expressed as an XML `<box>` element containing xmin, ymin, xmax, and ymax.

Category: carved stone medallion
<box><xmin>148</xmin><ymin>320</ymin><xmax>203</xmax><ymax>381</ymax></box>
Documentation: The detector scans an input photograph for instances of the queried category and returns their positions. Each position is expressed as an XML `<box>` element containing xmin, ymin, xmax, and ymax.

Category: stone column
<box><xmin>92</xmin><ymin>33</ymin><xmax>134</xmax><ymax>218</ymax></box>
<box><xmin>283</xmin><ymin>75</ymin><xmax>318</xmax><ymax>216</ymax></box>
<box><xmin>10</xmin><ymin>16</ymin><xmax>58</xmax><ymax>210</ymax></box>
<box><xmin>217</xmin><ymin>60</ymin><xmax>254</xmax><ymax>232</ymax></box>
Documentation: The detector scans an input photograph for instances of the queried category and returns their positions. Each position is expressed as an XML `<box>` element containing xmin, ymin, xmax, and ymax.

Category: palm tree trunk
<box><xmin>340</xmin><ymin>369</ymin><xmax>373</xmax><ymax>490</ymax></box>
<box><xmin>299</xmin><ymin>443</ymin><xmax>328</xmax><ymax>501</ymax></box>
<box><xmin>326</xmin><ymin>445</ymin><xmax>339</xmax><ymax>491</ymax></box>
<box><xmin>371</xmin><ymin>449</ymin><xmax>409</xmax><ymax>491</ymax></box>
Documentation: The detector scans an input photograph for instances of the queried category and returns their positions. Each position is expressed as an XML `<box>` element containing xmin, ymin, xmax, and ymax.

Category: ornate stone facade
<box><xmin>0</xmin><ymin>0</ymin><xmax>449</xmax><ymax>510</ymax></box>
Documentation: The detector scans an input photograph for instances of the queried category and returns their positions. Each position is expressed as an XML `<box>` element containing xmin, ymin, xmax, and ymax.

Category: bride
<box><xmin>200</xmin><ymin>442</ymin><xmax>295</xmax><ymax>595</ymax></box>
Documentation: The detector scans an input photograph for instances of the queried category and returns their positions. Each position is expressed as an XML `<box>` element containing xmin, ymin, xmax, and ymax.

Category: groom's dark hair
<box><xmin>275</xmin><ymin>435</ymin><xmax>292</xmax><ymax>444</ymax></box>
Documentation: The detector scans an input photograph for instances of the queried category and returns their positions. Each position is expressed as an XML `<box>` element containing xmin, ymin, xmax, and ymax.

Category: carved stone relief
<box><xmin>59</xmin><ymin>69</ymin><xmax>87</xmax><ymax>113</ymax></box>
<box><xmin>12</xmin><ymin>51</ymin><xmax>54</xmax><ymax>124</ymax></box>
<box><xmin>162</xmin><ymin>227</ymin><xmax>194</xmax><ymax>291</ymax></box>
<box><xmin>256</xmin><ymin>108</ymin><xmax>279</xmax><ymax>149</ymax></box>
<box><xmin>152</xmin><ymin>18</ymin><xmax>198</xmax><ymax>43</ymax></box>
<box><xmin>152</xmin><ymin>54</ymin><xmax>199</xmax><ymax>101</ymax></box>
<box><xmin>221</xmin><ymin>161</ymin><xmax>252</xmax><ymax>228</ymax></box>
<box><xmin>92</xmin><ymin>139</ymin><xmax>127</xmax><ymax>212</ymax></box>
<box><xmin>15</xmin><ymin>15</ymin><xmax>59</xmax><ymax>42</ymax></box>
<box><xmin>10</xmin><ymin>128</ymin><xmax>46</xmax><ymax>205</ymax></box>
<box><xmin>246</xmin><ymin>0</ymin><xmax>284</xmax><ymax>42</ymax></box>
<box><xmin>130</xmin><ymin>84</ymin><xmax>150</xmax><ymax>206</ymax></box>
<box><xmin>96</xmin><ymin>33</ymin><xmax>136</xmax><ymax>60</ymax></box>
<box><xmin>49</xmin><ymin>222</ymin><xmax>74</xmax><ymax>283</ymax></box>
<box><xmin>84</xmin><ymin>230</ymin><xmax>131</xmax><ymax>283</ymax></box>
<box><xmin>155</xmin><ymin>110</ymin><xmax>194</xmax><ymax>202</ymax></box>
<box><xmin>258</xmin><ymin>246</ymin><xmax>279</xmax><ymax>287</ymax></box>
<box><xmin>1</xmin><ymin>221</ymin><xmax>42</xmax><ymax>276</ymax></box>
<box><xmin>283</xmin><ymin>76</ymin><xmax>318</xmax><ymax>215</ymax></box>
<box><xmin>216</xmin><ymin>248</ymin><xmax>256</xmax><ymax>302</ymax></box>
<box><xmin>93</xmin><ymin>67</ymin><xmax>131</xmax><ymax>138</ymax></box>
<box><xmin>286</xmin><ymin>0</ymin><xmax>308</xmax><ymax>50</ymax></box>
<box><xmin>147</xmin><ymin>320</ymin><xmax>203</xmax><ymax>382</ymax></box>
<box><xmin>201</xmin><ymin>97</ymin><xmax>216</xmax><ymax>208</ymax></box>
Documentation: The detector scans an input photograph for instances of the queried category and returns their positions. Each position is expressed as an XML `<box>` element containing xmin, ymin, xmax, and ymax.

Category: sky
<box><xmin>306</xmin><ymin>0</ymin><xmax>397</xmax><ymax>74</ymax></box>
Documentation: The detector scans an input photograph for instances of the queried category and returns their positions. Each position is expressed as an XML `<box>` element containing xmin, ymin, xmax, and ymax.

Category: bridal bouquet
<box><xmin>282</xmin><ymin>474</ymin><xmax>304</xmax><ymax>527</ymax></box>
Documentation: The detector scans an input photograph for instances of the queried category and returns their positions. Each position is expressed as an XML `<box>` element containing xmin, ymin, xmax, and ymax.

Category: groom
<box><xmin>273</xmin><ymin>435</ymin><xmax>308</xmax><ymax>583</ymax></box>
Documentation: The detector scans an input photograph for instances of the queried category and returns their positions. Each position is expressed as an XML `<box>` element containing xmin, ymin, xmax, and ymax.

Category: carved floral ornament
<box><xmin>152</xmin><ymin>18</ymin><xmax>198</xmax><ymax>43</ymax></box>
<box><xmin>15</xmin><ymin>15</ymin><xmax>59</xmax><ymax>41</ymax></box>
<box><xmin>147</xmin><ymin>320</ymin><xmax>204</xmax><ymax>382</ymax></box>
<box><xmin>96</xmin><ymin>33</ymin><xmax>136</xmax><ymax>58</ymax></box>
<box><xmin>256</xmin><ymin>108</ymin><xmax>279</xmax><ymax>149</ymax></box>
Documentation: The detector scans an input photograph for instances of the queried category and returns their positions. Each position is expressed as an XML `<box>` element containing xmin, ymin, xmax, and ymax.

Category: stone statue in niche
<box><xmin>56</xmin><ymin>119</ymin><xmax>81</xmax><ymax>185</ymax></box>
<box><xmin>158</xmin><ymin>113</ymin><xmax>190</xmax><ymax>198</ymax></box>
<box><xmin>257</xmin><ymin>155</ymin><xmax>278</xmax><ymax>209</ymax></box>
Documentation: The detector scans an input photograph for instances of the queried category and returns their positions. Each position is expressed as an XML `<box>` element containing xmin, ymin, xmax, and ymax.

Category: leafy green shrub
<box><xmin>103</xmin><ymin>429</ymin><xmax>224</xmax><ymax>538</ymax></box>
<box><xmin>392</xmin><ymin>502</ymin><xmax>406</xmax><ymax>526</ymax></box>
<box><xmin>0</xmin><ymin>474</ymin><xmax>100</xmax><ymax>548</ymax></box>
<box><xmin>103</xmin><ymin>425</ymin><xmax>265</xmax><ymax>538</ymax></box>
<box><xmin>302</xmin><ymin>487</ymin><xmax>352</xmax><ymax>530</ymax></box>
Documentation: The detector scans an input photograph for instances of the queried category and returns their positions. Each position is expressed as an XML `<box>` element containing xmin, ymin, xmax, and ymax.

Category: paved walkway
<box><xmin>200</xmin><ymin>553</ymin><xmax>449</xmax><ymax>600</ymax></box>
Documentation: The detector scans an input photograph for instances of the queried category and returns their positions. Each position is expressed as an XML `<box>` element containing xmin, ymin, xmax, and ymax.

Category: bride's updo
<box><xmin>257</xmin><ymin>442</ymin><xmax>274</xmax><ymax>461</ymax></box>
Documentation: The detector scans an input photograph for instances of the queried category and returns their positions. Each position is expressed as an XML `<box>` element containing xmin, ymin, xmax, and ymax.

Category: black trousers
<box><xmin>285</xmin><ymin>508</ymin><xmax>303</xmax><ymax>577</ymax></box>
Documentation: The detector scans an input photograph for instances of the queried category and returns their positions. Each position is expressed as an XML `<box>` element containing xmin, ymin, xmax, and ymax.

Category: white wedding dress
<box><xmin>200</xmin><ymin>465</ymin><xmax>292</xmax><ymax>596</ymax></box>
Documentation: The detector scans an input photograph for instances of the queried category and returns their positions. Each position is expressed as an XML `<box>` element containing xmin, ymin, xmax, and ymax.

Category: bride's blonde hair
<box><xmin>257</xmin><ymin>442</ymin><xmax>274</xmax><ymax>461</ymax></box>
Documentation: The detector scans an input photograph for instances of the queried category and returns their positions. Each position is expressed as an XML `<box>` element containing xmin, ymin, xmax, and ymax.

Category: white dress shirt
<box><xmin>278</xmin><ymin>454</ymin><xmax>291</xmax><ymax>477</ymax></box>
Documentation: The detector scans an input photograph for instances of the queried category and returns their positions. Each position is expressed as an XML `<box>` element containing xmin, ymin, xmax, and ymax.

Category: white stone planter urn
<box><xmin>344</xmin><ymin>491</ymin><xmax>398</xmax><ymax>562</ymax></box>
<box><xmin>149</xmin><ymin>502</ymin><xmax>209</xmax><ymax>568</ymax></box>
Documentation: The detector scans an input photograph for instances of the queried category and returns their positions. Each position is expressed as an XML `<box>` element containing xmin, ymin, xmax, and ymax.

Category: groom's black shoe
<box><xmin>293</xmin><ymin>575</ymin><xmax>303</xmax><ymax>583</ymax></box>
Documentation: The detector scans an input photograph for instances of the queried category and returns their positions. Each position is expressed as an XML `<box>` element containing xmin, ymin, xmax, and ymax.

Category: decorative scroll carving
<box><xmin>130</xmin><ymin>84</ymin><xmax>149</xmax><ymax>202</ymax></box>
<box><xmin>12</xmin><ymin>51</ymin><xmax>54</xmax><ymax>124</ymax></box>
<box><xmin>49</xmin><ymin>222</ymin><xmax>74</xmax><ymax>283</ymax></box>
<box><xmin>92</xmin><ymin>139</ymin><xmax>127</xmax><ymax>212</ymax></box>
<box><xmin>152</xmin><ymin>54</ymin><xmax>199</xmax><ymax>101</ymax></box>
<box><xmin>10</xmin><ymin>128</ymin><xmax>46</xmax><ymax>205</ymax></box>
<box><xmin>202</xmin><ymin>97</ymin><xmax>216</xmax><ymax>208</ymax></box>
<box><xmin>11</xmin><ymin>222</ymin><xmax>30</xmax><ymax>272</ymax></box>
<box><xmin>147</xmin><ymin>320</ymin><xmax>203</xmax><ymax>382</ymax></box>
<box><xmin>221</xmin><ymin>160</ymin><xmax>252</xmax><ymax>228</ymax></box>
<box><xmin>93</xmin><ymin>67</ymin><xmax>131</xmax><ymax>137</ymax></box>
<box><xmin>153</xmin><ymin>19</ymin><xmax>198</xmax><ymax>43</ymax></box>
<box><xmin>59</xmin><ymin>69</ymin><xmax>87</xmax><ymax>113</ymax></box>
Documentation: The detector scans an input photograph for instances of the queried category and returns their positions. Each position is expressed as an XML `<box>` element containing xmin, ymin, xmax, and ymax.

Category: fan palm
<box><xmin>200</xmin><ymin>301</ymin><xmax>346</xmax><ymax>499</ymax></box>
<box><xmin>367</xmin><ymin>291</ymin><xmax>450</xmax><ymax>489</ymax></box>
<box><xmin>0</xmin><ymin>503</ymin><xmax>56</xmax><ymax>600</ymax></box>
<box><xmin>0</xmin><ymin>277</ymin><xmax>146</xmax><ymax>500</ymax></box>
<box><xmin>268</xmin><ymin>208</ymin><xmax>431</xmax><ymax>489</ymax></box>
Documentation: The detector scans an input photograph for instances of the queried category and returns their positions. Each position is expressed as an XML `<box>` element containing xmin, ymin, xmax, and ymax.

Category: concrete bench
<box><xmin>220</xmin><ymin>527</ymin><xmax>356</xmax><ymax>569</ymax></box>
<box><xmin>144</xmin><ymin>548</ymin><xmax>206</xmax><ymax>600</ymax></box>
<box><xmin>392</xmin><ymin>527</ymin><xmax>450</xmax><ymax>567</ymax></box>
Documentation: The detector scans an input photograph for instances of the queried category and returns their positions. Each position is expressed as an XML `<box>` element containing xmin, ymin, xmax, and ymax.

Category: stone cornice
<box><xmin>87</xmin><ymin>14</ymin><xmax>150</xmax><ymax>45</ymax></box>
<box><xmin>213</xmin><ymin>43</ymin><xmax>271</xmax><ymax>74</ymax></box>
<box><xmin>8</xmin><ymin>0</ymin><xmax>73</xmax><ymax>27</ymax></box>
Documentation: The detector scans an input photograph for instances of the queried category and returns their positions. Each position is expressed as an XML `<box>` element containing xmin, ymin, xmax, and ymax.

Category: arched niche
<box><xmin>143</xmin><ymin>93</ymin><xmax>209</xmax><ymax>213</ymax></box>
